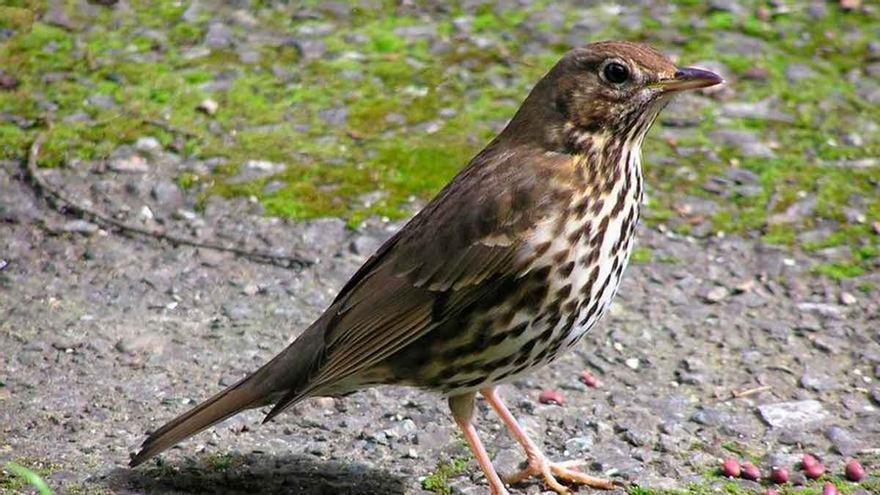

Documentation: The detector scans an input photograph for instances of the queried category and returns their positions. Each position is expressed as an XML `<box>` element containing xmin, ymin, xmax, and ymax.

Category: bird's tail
<box><xmin>129</xmin><ymin>321</ymin><xmax>326</xmax><ymax>467</ymax></box>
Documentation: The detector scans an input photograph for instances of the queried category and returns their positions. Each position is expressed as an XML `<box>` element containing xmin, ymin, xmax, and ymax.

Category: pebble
<box><xmin>62</xmin><ymin>219</ymin><xmax>99</xmax><ymax>235</ymax></box>
<box><xmin>151</xmin><ymin>180</ymin><xmax>183</xmax><ymax>207</ymax></box>
<box><xmin>198</xmin><ymin>98</ymin><xmax>218</xmax><ymax>115</ymax></box>
<box><xmin>624</xmin><ymin>358</ymin><xmax>640</xmax><ymax>370</ymax></box>
<box><xmin>109</xmin><ymin>154</ymin><xmax>149</xmax><ymax>173</ymax></box>
<box><xmin>702</xmin><ymin>286</ymin><xmax>728</xmax><ymax>303</ymax></box>
<box><xmin>134</xmin><ymin>137</ymin><xmax>162</xmax><ymax>152</ymax></box>
<box><xmin>840</xmin><ymin>292</ymin><xmax>857</xmax><ymax>306</ymax></box>
<box><xmin>115</xmin><ymin>334</ymin><xmax>166</xmax><ymax>355</ymax></box>
<box><xmin>825</xmin><ymin>426</ymin><xmax>866</xmax><ymax>456</ymax></box>
<box><xmin>758</xmin><ymin>400</ymin><xmax>829</xmax><ymax>429</ymax></box>
<box><xmin>205</xmin><ymin>22</ymin><xmax>233</xmax><ymax>48</ymax></box>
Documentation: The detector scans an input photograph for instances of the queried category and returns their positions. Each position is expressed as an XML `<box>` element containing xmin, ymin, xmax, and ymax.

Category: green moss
<box><xmin>631</xmin><ymin>247</ymin><xmax>653</xmax><ymax>264</ymax></box>
<box><xmin>814</xmin><ymin>262</ymin><xmax>867</xmax><ymax>280</ymax></box>
<box><xmin>421</xmin><ymin>457</ymin><xmax>468</xmax><ymax>495</ymax></box>
<box><xmin>0</xmin><ymin>1</ymin><xmax>877</xmax><ymax>277</ymax></box>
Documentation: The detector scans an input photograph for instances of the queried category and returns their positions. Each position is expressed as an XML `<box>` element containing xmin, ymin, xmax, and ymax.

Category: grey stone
<box><xmin>289</xmin><ymin>38</ymin><xmax>327</xmax><ymax>61</ymax></box>
<box><xmin>786</xmin><ymin>63</ymin><xmax>817</xmax><ymax>82</ymax></box>
<box><xmin>115</xmin><ymin>334</ymin><xmax>166</xmax><ymax>355</ymax></box>
<box><xmin>151</xmin><ymin>181</ymin><xmax>183</xmax><ymax>207</ymax></box>
<box><xmin>758</xmin><ymin>400</ymin><xmax>829</xmax><ymax>429</ymax></box>
<box><xmin>826</xmin><ymin>425</ymin><xmax>866</xmax><ymax>456</ymax></box>
<box><xmin>205</xmin><ymin>23</ymin><xmax>233</xmax><ymax>48</ymax></box>
<box><xmin>768</xmin><ymin>196</ymin><xmax>817</xmax><ymax>225</ymax></box>
<box><xmin>61</xmin><ymin>220</ymin><xmax>99</xmax><ymax>235</ymax></box>
<box><xmin>319</xmin><ymin>106</ymin><xmax>349</xmax><ymax>126</ymax></box>
<box><xmin>109</xmin><ymin>153</ymin><xmax>149</xmax><ymax>173</ymax></box>
<box><xmin>350</xmin><ymin>235</ymin><xmax>381</xmax><ymax>256</ymax></box>
<box><xmin>710</xmin><ymin>130</ymin><xmax>776</xmax><ymax>158</ymax></box>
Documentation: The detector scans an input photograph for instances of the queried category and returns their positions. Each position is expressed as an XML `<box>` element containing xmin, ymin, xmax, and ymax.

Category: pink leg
<box><xmin>481</xmin><ymin>387</ymin><xmax>615</xmax><ymax>493</ymax></box>
<box><xmin>449</xmin><ymin>393</ymin><xmax>509</xmax><ymax>495</ymax></box>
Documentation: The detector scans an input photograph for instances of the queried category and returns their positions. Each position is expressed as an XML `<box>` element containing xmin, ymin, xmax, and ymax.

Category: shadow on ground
<box><xmin>104</xmin><ymin>453</ymin><xmax>408</xmax><ymax>494</ymax></box>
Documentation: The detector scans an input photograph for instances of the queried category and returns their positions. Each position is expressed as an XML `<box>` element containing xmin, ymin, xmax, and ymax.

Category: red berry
<box><xmin>721</xmin><ymin>458</ymin><xmax>741</xmax><ymax>478</ymax></box>
<box><xmin>538</xmin><ymin>390</ymin><xmax>564</xmax><ymax>406</ymax></box>
<box><xmin>764</xmin><ymin>490</ymin><xmax>779</xmax><ymax>495</ymax></box>
<box><xmin>802</xmin><ymin>454</ymin><xmax>820</xmax><ymax>468</ymax></box>
<box><xmin>822</xmin><ymin>482</ymin><xmax>838</xmax><ymax>495</ymax></box>
<box><xmin>845</xmin><ymin>459</ymin><xmax>866</xmax><ymax>482</ymax></box>
<box><xmin>804</xmin><ymin>462</ymin><xmax>826</xmax><ymax>480</ymax></box>
<box><xmin>769</xmin><ymin>466</ymin><xmax>789</xmax><ymax>484</ymax></box>
<box><xmin>741</xmin><ymin>462</ymin><xmax>761</xmax><ymax>481</ymax></box>
<box><xmin>579</xmin><ymin>370</ymin><xmax>600</xmax><ymax>388</ymax></box>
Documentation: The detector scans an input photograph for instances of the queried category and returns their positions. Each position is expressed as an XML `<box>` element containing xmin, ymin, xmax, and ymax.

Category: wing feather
<box><xmin>275</xmin><ymin>146</ymin><xmax>573</xmax><ymax>404</ymax></box>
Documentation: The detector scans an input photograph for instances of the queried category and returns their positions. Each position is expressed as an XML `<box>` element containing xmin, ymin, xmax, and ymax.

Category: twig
<box><xmin>731</xmin><ymin>385</ymin><xmax>771</xmax><ymax>399</ymax></box>
<box><xmin>23</xmin><ymin>131</ymin><xmax>314</xmax><ymax>270</ymax></box>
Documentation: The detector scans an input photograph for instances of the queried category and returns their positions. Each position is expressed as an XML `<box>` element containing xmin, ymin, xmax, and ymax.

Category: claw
<box><xmin>505</xmin><ymin>456</ymin><xmax>615</xmax><ymax>494</ymax></box>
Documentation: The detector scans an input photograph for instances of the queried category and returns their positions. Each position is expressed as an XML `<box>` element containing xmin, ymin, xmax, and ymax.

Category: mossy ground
<box><xmin>2</xmin><ymin>1</ymin><xmax>878</xmax><ymax>277</ymax></box>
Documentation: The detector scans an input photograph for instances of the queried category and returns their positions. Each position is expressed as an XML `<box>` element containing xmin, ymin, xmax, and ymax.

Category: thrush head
<box><xmin>503</xmin><ymin>40</ymin><xmax>722</xmax><ymax>152</ymax></box>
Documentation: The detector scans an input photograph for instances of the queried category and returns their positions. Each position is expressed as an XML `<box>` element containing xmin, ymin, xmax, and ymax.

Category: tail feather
<box><xmin>129</xmin><ymin>320</ymin><xmax>327</xmax><ymax>467</ymax></box>
<box><xmin>129</xmin><ymin>378</ymin><xmax>265</xmax><ymax>467</ymax></box>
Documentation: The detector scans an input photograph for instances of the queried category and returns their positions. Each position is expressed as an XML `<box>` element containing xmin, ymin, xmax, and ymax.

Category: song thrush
<box><xmin>130</xmin><ymin>41</ymin><xmax>721</xmax><ymax>494</ymax></box>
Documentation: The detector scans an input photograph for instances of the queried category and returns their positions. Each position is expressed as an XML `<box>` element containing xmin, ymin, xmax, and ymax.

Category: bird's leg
<box><xmin>448</xmin><ymin>392</ymin><xmax>510</xmax><ymax>495</ymax></box>
<box><xmin>480</xmin><ymin>387</ymin><xmax>615</xmax><ymax>493</ymax></box>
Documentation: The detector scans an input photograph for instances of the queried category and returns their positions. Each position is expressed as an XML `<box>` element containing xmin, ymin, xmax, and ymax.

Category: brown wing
<box><xmin>267</xmin><ymin>145</ymin><xmax>571</xmax><ymax>413</ymax></box>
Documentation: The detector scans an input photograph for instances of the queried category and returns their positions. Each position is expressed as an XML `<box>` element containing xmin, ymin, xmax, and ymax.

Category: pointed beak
<box><xmin>657</xmin><ymin>67</ymin><xmax>724</xmax><ymax>92</ymax></box>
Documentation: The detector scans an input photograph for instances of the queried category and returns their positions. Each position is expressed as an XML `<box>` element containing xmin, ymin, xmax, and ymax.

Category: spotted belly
<box><xmin>402</xmin><ymin>188</ymin><xmax>642</xmax><ymax>395</ymax></box>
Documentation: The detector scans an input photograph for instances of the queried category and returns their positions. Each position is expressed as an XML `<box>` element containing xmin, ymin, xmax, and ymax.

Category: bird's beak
<box><xmin>656</xmin><ymin>67</ymin><xmax>724</xmax><ymax>92</ymax></box>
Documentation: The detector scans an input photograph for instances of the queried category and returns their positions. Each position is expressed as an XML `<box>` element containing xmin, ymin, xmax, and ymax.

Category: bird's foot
<box><xmin>505</xmin><ymin>458</ymin><xmax>615</xmax><ymax>494</ymax></box>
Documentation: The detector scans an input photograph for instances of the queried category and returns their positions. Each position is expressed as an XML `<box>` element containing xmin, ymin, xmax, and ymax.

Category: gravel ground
<box><xmin>1</xmin><ymin>1</ymin><xmax>880</xmax><ymax>494</ymax></box>
<box><xmin>2</xmin><ymin>156</ymin><xmax>879</xmax><ymax>494</ymax></box>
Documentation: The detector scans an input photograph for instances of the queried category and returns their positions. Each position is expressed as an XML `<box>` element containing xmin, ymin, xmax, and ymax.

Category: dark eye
<box><xmin>603</xmin><ymin>62</ymin><xmax>629</xmax><ymax>84</ymax></box>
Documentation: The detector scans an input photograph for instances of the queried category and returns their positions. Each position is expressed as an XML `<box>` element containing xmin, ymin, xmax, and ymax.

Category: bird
<box><xmin>130</xmin><ymin>41</ymin><xmax>722</xmax><ymax>494</ymax></box>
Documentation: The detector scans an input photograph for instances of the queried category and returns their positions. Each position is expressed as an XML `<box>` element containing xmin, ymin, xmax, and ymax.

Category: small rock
<box><xmin>624</xmin><ymin>357</ymin><xmax>640</xmax><ymax>370</ymax></box>
<box><xmin>62</xmin><ymin>219</ymin><xmax>99</xmax><ymax>235</ymax></box>
<box><xmin>702</xmin><ymin>286</ymin><xmax>728</xmax><ymax>303</ymax></box>
<box><xmin>198</xmin><ymin>98</ymin><xmax>219</xmax><ymax>115</ymax></box>
<box><xmin>289</xmin><ymin>38</ymin><xmax>327</xmax><ymax>61</ymax></box>
<box><xmin>134</xmin><ymin>137</ymin><xmax>162</xmax><ymax>152</ymax></box>
<box><xmin>319</xmin><ymin>106</ymin><xmax>349</xmax><ymax>126</ymax></box>
<box><xmin>758</xmin><ymin>400</ymin><xmax>829</xmax><ymax>429</ymax></box>
<box><xmin>0</xmin><ymin>72</ymin><xmax>20</xmax><ymax>90</ymax></box>
<box><xmin>205</xmin><ymin>22</ymin><xmax>233</xmax><ymax>48</ymax></box>
<box><xmin>109</xmin><ymin>154</ymin><xmax>149</xmax><ymax>173</ymax></box>
<box><xmin>350</xmin><ymin>235</ymin><xmax>380</xmax><ymax>256</ymax></box>
<box><xmin>786</xmin><ymin>63</ymin><xmax>817</xmax><ymax>82</ymax></box>
<box><xmin>840</xmin><ymin>292</ymin><xmax>857</xmax><ymax>306</ymax></box>
<box><xmin>825</xmin><ymin>426</ymin><xmax>866</xmax><ymax>456</ymax></box>
<box><xmin>115</xmin><ymin>334</ymin><xmax>166</xmax><ymax>355</ymax></box>
<box><xmin>151</xmin><ymin>181</ymin><xmax>183</xmax><ymax>207</ymax></box>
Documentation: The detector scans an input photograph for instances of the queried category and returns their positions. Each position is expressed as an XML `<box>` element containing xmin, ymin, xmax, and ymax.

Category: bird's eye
<box><xmin>602</xmin><ymin>62</ymin><xmax>629</xmax><ymax>84</ymax></box>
